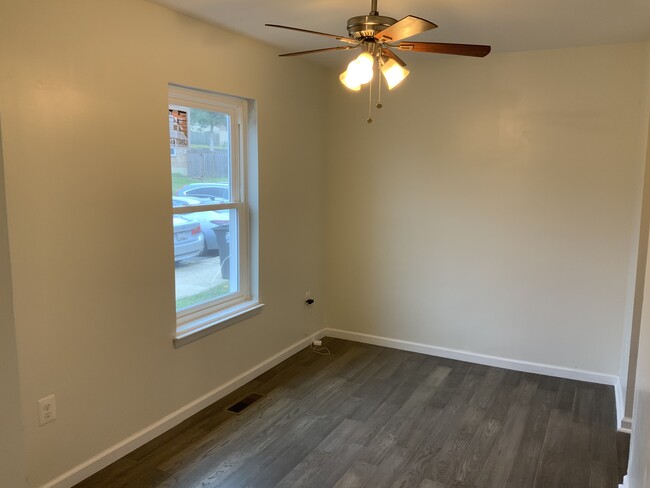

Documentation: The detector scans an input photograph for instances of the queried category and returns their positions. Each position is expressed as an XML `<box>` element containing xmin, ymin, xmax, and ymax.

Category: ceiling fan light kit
<box><xmin>380</xmin><ymin>59</ymin><xmax>410</xmax><ymax>90</ymax></box>
<box><xmin>339</xmin><ymin>51</ymin><xmax>375</xmax><ymax>90</ymax></box>
<box><xmin>266</xmin><ymin>0</ymin><xmax>491</xmax><ymax>122</ymax></box>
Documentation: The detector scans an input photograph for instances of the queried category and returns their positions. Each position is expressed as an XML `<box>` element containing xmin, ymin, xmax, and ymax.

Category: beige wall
<box><xmin>0</xmin><ymin>118</ymin><xmax>26</xmax><ymax>486</ymax></box>
<box><xmin>325</xmin><ymin>43</ymin><xmax>648</xmax><ymax>376</ymax></box>
<box><xmin>0</xmin><ymin>1</ymin><xmax>326</xmax><ymax>486</ymax></box>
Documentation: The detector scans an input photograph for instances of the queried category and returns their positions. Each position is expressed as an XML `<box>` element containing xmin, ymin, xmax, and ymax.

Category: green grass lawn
<box><xmin>176</xmin><ymin>282</ymin><xmax>231</xmax><ymax>310</ymax></box>
<box><xmin>172</xmin><ymin>173</ymin><xmax>196</xmax><ymax>194</ymax></box>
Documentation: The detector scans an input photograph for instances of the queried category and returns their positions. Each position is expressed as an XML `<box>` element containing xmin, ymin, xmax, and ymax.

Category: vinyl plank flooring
<box><xmin>594</xmin><ymin>384</ymin><xmax>617</xmax><ymax>427</ymax></box>
<box><xmin>332</xmin><ymin>461</ymin><xmax>376</xmax><ymax>488</ymax></box>
<box><xmin>564</xmin><ymin>417</ymin><xmax>592</xmax><ymax>487</ymax></box>
<box><xmin>426</xmin><ymin>405</ymin><xmax>486</xmax><ymax>484</ymax></box>
<box><xmin>573</xmin><ymin>383</ymin><xmax>597</xmax><ymax>425</ymax></box>
<box><xmin>274</xmin><ymin>448</ymin><xmax>332</xmax><ymax>488</ymax></box>
<box><xmin>453</xmin><ymin>416</ymin><xmax>502</xmax><ymax>486</ymax></box>
<box><xmin>476</xmin><ymin>403</ymin><xmax>529</xmax><ymax>488</ymax></box>
<box><xmin>617</xmin><ymin>431</ymin><xmax>631</xmax><ymax>481</ymax></box>
<box><xmin>156</xmin><ymin>400</ymin><xmax>300</xmax><ymax>487</ymax></box>
<box><xmin>590</xmin><ymin>460</ymin><xmax>620</xmax><ymax>488</ymax></box>
<box><xmin>555</xmin><ymin>378</ymin><xmax>577</xmax><ymax>411</ymax></box>
<box><xmin>296</xmin><ymin>442</ymin><xmax>363</xmax><ymax>488</ymax></box>
<box><xmin>419</xmin><ymin>480</ymin><xmax>447</xmax><ymax>488</ymax></box>
<box><xmin>505</xmin><ymin>387</ymin><xmax>556</xmax><ymax>488</ymax></box>
<box><xmin>361</xmin><ymin>445</ymin><xmax>409</xmax><ymax>487</ymax></box>
<box><xmin>591</xmin><ymin>423</ymin><xmax>618</xmax><ymax>466</ymax></box>
<box><xmin>74</xmin><ymin>337</ymin><xmax>620</xmax><ymax>488</ymax></box>
<box><xmin>219</xmin><ymin>416</ymin><xmax>346</xmax><ymax>488</ymax></box>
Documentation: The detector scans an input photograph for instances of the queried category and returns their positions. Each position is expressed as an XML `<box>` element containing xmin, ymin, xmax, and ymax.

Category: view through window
<box><xmin>169</xmin><ymin>85</ymin><xmax>251</xmax><ymax>333</ymax></box>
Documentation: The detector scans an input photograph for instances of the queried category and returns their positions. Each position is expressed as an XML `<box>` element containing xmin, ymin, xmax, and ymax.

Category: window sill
<box><xmin>174</xmin><ymin>300</ymin><xmax>264</xmax><ymax>348</ymax></box>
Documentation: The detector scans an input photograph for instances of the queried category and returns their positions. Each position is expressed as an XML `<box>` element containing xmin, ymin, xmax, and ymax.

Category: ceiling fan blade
<box><xmin>279</xmin><ymin>46</ymin><xmax>359</xmax><ymax>57</ymax></box>
<box><xmin>396</xmin><ymin>41</ymin><xmax>491</xmax><ymax>57</ymax></box>
<box><xmin>265</xmin><ymin>24</ymin><xmax>358</xmax><ymax>45</ymax></box>
<box><xmin>381</xmin><ymin>48</ymin><xmax>407</xmax><ymax>67</ymax></box>
<box><xmin>374</xmin><ymin>16</ymin><xmax>437</xmax><ymax>43</ymax></box>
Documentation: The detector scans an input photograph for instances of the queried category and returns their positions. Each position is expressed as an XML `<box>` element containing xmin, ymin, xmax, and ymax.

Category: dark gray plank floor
<box><xmin>74</xmin><ymin>337</ymin><xmax>620</xmax><ymax>488</ymax></box>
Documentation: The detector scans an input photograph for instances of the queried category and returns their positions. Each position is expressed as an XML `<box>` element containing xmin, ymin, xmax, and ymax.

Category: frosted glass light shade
<box><xmin>381</xmin><ymin>59</ymin><xmax>410</xmax><ymax>89</ymax></box>
<box><xmin>339</xmin><ymin>69</ymin><xmax>361</xmax><ymax>91</ymax></box>
<box><xmin>339</xmin><ymin>52</ymin><xmax>374</xmax><ymax>90</ymax></box>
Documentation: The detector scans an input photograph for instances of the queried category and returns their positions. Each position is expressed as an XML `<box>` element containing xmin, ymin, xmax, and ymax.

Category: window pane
<box><xmin>170</xmin><ymin>105</ymin><xmax>232</xmax><ymax>203</ymax></box>
<box><xmin>174</xmin><ymin>210</ymin><xmax>238</xmax><ymax>311</ymax></box>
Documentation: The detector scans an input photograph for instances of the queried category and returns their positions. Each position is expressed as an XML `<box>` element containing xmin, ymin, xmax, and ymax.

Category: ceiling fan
<box><xmin>266</xmin><ymin>0</ymin><xmax>490</xmax><ymax>122</ymax></box>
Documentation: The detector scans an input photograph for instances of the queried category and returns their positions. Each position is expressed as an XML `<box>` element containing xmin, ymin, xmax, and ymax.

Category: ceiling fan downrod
<box><xmin>347</xmin><ymin>0</ymin><xmax>397</xmax><ymax>40</ymax></box>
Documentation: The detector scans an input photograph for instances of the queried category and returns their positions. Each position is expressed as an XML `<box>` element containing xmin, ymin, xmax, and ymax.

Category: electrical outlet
<box><xmin>38</xmin><ymin>394</ymin><xmax>56</xmax><ymax>426</ymax></box>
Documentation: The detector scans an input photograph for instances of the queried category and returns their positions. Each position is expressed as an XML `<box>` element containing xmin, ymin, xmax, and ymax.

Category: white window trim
<box><xmin>169</xmin><ymin>84</ymin><xmax>262</xmax><ymax>347</ymax></box>
<box><xmin>174</xmin><ymin>300</ymin><xmax>264</xmax><ymax>347</ymax></box>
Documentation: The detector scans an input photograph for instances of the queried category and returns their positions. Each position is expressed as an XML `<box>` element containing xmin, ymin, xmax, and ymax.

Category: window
<box><xmin>169</xmin><ymin>85</ymin><xmax>261</xmax><ymax>346</ymax></box>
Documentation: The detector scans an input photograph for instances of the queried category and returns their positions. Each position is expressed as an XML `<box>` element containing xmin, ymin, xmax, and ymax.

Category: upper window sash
<box><xmin>169</xmin><ymin>85</ymin><xmax>245</xmax><ymax>204</ymax></box>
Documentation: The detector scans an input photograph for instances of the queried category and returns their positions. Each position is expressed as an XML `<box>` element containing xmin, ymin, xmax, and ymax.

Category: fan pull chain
<box><xmin>367</xmin><ymin>76</ymin><xmax>373</xmax><ymax>123</ymax></box>
<box><xmin>376</xmin><ymin>63</ymin><xmax>383</xmax><ymax>109</ymax></box>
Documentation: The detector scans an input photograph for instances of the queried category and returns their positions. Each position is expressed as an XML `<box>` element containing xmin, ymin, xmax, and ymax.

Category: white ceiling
<box><xmin>150</xmin><ymin>0</ymin><xmax>650</xmax><ymax>65</ymax></box>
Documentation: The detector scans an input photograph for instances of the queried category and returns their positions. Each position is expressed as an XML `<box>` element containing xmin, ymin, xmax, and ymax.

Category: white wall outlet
<box><xmin>313</xmin><ymin>339</ymin><xmax>322</xmax><ymax>347</ymax></box>
<box><xmin>38</xmin><ymin>394</ymin><xmax>56</xmax><ymax>426</ymax></box>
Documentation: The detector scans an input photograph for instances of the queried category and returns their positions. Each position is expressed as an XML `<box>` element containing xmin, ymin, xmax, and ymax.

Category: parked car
<box><xmin>180</xmin><ymin>210</ymin><xmax>230</xmax><ymax>254</ymax></box>
<box><xmin>184</xmin><ymin>210</ymin><xmax>230</xmax><ymax>254</ymax></box>
<box><xmin>176</xmin><ymin>182</ymin><xmax>230</xmax><ymax>203</ymax></box>
<box><xmin>173</xmin><ymin>216</ymin><xmax>203</xmax><ymax>262</ymax></box>
<box><xmin>172</xmin><ymin>196</ymin><xmax>230</xmax><ymax>254</ymax></box>
<box><xmin>172</xmin><ymin>195</ymin><xmax>203</xmax><ymax>207</ymax></box>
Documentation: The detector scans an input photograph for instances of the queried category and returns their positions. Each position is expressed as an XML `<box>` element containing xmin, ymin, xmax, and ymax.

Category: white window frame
<box><xmin>169</xmin><ymin>85</ymin><xmax>262</xmax><ymax>347</ymax></box>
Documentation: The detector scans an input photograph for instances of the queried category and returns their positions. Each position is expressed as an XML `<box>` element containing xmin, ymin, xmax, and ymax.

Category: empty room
<box><xmin>1</xmin><ymin>0</ymin><xmax>650</xmax><ymax>487</ymax></box>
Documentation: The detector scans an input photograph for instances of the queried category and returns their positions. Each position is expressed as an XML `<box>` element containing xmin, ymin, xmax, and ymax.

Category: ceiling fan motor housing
<box><xmin>347</xmin><ymin>15</ymin><xmax>397</xmax><ymax>40</ymax></box>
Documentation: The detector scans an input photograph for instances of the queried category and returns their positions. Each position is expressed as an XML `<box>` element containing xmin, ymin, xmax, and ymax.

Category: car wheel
<box><xmin>200</xmin><ymin>240</ymin><xmax>209</xmax><ymax>256</ymax></box>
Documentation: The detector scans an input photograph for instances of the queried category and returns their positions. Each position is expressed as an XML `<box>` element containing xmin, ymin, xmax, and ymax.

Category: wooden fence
<box><xmin>187</xmin><ymin>149</ymin><xmax>229</xmax><ymax>180</ymax></box>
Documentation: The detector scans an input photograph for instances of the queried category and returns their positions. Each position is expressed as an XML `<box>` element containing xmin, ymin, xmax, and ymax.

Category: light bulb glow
<box><xmin>339</xmin><ymin>69</ymin><xmax>361</xmax><ymax>91</ymax></box>
<box><xmin>339</xmin><ymin>52</ymin><xmax>374</xmax><ymax>90</ymax></box>
<box><xmin>350</xmin><ymin>52</ymin><xmax>374</xmax><ymax>84</ymax></box>
<box><xmin>356</xmin><ymin>52</ymin><xmax>374</xmax><ymax>69</ymax></box>
<box><xmin>381</xmin><ymin>59</ymin><xmax>410</xmax><ymax>90</ymax></box>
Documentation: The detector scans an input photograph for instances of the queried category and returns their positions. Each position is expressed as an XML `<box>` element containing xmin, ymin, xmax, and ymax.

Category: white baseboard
<box><xmin>613</xmin><ymin>377</ymin><xmax>627</xmax><ymax>431</ymax></box>
<box><xmin>324</xmin><ymin>327</ymin><xmax>623</xmax><ymax>414</ymax></box>
<box><xmin>39</xmin><ymin>330</ymin><xmax>325</xmax><ymax>488</ymax></box>
<box><xmin>620</xmin><ymin>417</ymin><xmax>633</xmax><ymax>433</ymax></box>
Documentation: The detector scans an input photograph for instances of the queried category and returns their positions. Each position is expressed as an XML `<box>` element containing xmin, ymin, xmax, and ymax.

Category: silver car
<box><xmin>181</xmin><ymin>210</ymin><xmax>230</xmax><ymax>254</ymax></box>
<box><xmin>176</xmin><ymin>182</ymin><xmax>229</xmax><ymax>203</ymax></box>
<box><xmin>173</xmin><ymin>197</ymin><xmax>230</xmax><ymax>254</ymax></box>
<box><xmin>173</xmin><ymin>216</ymin><xmax>203</xmax><ymax>262</ymax></box>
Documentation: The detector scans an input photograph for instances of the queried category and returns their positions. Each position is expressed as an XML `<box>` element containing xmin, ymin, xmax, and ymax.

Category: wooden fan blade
<box><xmin>265</xmin><ymin>24</ymin><xmax>358</xmax><ymax>45</ymax></box>
<box><xmin>397</xmin><ymin>41</ymin><xmax>491</xmax><ymax>57</ymax></box>
<box><xmin>381</xmin><ymin>48</ymin><xmax>407</xmax><ymax>67</ymax></box>
<box><xmin>374</xmin><ymin>16</ymin><xmax>437</xmax><ymax>43</ymax></box>
<box><xmin>279</xmin><ymin>46</ymin><xmax>359</xmax><ymax>57</ymax></box>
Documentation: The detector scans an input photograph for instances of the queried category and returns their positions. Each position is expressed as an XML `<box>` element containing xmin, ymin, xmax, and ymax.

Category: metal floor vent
<box><xmin>226</xmin><ymin>393</ymin><xmax>264</xmax><ymax>414</ymax></box>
